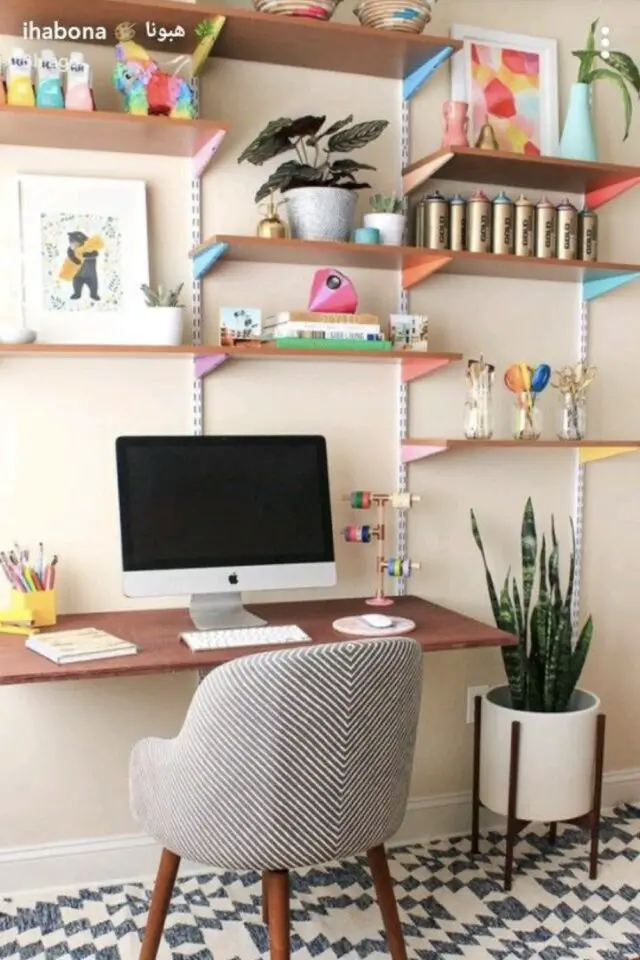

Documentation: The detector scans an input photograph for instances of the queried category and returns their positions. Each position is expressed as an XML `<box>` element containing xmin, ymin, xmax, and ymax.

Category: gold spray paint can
<box><xmin>556</xmin><ymin>198</ymin><xmax>578</xmax><ymax>260</ymax></box>
<box><xmin>492</xmin><ymin>191</ymin><xmax>514</xmax><ymax>255</ymax></box>
<box><xmin>535</xmin><ymin>197</ymin><xmax>557</xmax><ymax>258</ymax></box>
<box><xmin>425</xmin><ymin>191</ymin><xmax>450</xmax><ymax>250</ymax></box>
<box><xmin>449</xmin><ymin>194</ymin><xmax>467</xmax><ymax>251</ymax></box>
<box><xmin>467</xmin><ymin>190</ymin><xmax>492</xmax><ymax>253</ymax></box>
<box><xmin>514</xmin><ymin>194</ymin><xmax>534</xmax><ymax>257</ymax></box>
<box><xmin>579</xmin><ymin>208</ymin><xmax>598</xmax><ymax>262</ymax></box>
<box><xmin>414</xmin><ymin>196</ymin><xmax>427</xmax><ymax>247</ymax></box>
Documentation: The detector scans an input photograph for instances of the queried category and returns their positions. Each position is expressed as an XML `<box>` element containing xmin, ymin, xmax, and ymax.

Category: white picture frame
<box><xmin>17</xmin><ymin>175</ymin><xmax>149</xmax><ymax>344</ymax></box>
<box><xmin>450</xmin><ymin>25</ymin><xmax>559</xmax><ymax>156</ymax></box>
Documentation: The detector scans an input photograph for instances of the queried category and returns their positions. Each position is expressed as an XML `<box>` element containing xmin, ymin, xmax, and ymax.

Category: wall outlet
<box><xmin>466</xmin><ymin>685</ymin><xmax>490</xmax><ymax>724</ymax></box>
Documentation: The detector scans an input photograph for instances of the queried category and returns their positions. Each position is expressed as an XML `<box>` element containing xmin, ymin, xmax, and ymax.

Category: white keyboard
<box><xmin>180</xmin><ymin>624</ymin><xmax>311</xmax><ymax>651</ymax></box>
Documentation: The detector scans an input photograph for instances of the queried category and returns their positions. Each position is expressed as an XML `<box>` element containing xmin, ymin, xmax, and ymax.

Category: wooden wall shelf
<box><xmin>0</xmin><ymin>106</ymin><xmax>228</xmax><ymax>160</ymax></box>
<box><xmin>1</xmin><ymin>0</ymin><xmax>461</xmax><ymax>80</ymax></box>
<box><xmin>193</xmin><ymin>235</ymin><xmax>640</xmax><ymax>292</ymax></box>
<box><xmin>402</xmin><ymin>438</ymin><xmax>640</xmax><ymax>464</ymax></box>
<box><xmin>415</xmin><ymin>250</ymin><xmax>640</xmax><ymax>285</ymax></box>
<box><xmin>0</xmin><ymin>343</ymin><xmax>461</xmax><ymax>383</ymax></box>
<box><xmin>403</xmin><ymin>147</ymin><xmax>640</xmax><ymax>207</ymax></box>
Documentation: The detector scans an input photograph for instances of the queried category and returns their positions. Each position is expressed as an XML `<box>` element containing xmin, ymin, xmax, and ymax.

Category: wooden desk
<box><xmin>0</xmin><ymin>595</ymin><xmax>515</xmax><ymax>686</ymax></box>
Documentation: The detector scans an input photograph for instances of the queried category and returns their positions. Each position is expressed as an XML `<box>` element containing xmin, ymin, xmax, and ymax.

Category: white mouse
<box><xmin>361</xmin><ymin>613</ymin><xmax>394</xmax><ymax>629</ymax></box>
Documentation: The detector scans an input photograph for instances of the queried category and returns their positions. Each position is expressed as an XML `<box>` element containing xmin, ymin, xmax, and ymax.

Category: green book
<box><xmin>275</xmin><ymin>338</ymin><xmax>393</xmax><ymax>351</ymax></box>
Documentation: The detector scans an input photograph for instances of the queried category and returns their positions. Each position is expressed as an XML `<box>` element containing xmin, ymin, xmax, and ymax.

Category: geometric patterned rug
<box><xmin>0</xmin><ymin>803</ymin><xmax>638</xmax><ymax>960</ymax></box>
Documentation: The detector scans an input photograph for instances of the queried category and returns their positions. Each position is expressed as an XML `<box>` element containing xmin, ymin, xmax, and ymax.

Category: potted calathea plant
<box><xmin>238</xmin><ymin>114</ymin><xmax>388</xmax><ymax>242</ymax></box>
<box><xmin>471</xmin><ymin>498</ymin><xmax>596</xmax><ymax>824</ymax></box>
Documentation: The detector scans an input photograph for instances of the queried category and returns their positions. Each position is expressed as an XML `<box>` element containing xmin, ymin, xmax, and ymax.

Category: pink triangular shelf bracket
<box><xmin>402</xmin><ymin>444</ymin><xmax>448</xmax><ymax>463</ymax></box>
<box><xmin>586</xmin><ymin>174</ymin><xmax>640</xmax><ymax>210</ymax></box>
<box><xmin>193</xmin><ymin>129</ymin><xmax>227</xmax><ymax>179</ymax></box>
<box><xmin>194</xmin><ymin>352</ymin><xmax>229</xmax><ymax>379</ymax></box>
<box><xmin>402</xmin><ymin>356</ymin><xmax>452</xmax><ymax>383</ymax></box>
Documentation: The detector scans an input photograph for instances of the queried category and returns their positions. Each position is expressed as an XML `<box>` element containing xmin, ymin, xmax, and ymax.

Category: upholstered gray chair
<box><xmin>130</xmin><ymin>636</ymin><xmax>423</xmax><ymax>960</ymax></box>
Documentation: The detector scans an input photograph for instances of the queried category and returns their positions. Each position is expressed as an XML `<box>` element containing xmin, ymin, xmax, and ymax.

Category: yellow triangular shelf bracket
<box><xmin>579</xmin><ymin>446</ymin><xmax>640</xmax><ymax>464</ymax></box>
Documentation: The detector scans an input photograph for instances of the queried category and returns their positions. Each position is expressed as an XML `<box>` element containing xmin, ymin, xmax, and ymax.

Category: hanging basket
<box><xmin>253</xmin><ymin>0</ymin><xmax>341</xmax><ymax>19</ymax></box>
<box><xmin>354</xmin><ymin>0</ymin><xmax>433</xmax><ymax>32</ymax></box>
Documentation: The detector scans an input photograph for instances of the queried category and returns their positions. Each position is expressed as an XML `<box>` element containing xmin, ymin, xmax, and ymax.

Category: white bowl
<box><xmin>0</xmin><ymin>327</ymin><xmax>37</xmax><ymax>344</ymax></box>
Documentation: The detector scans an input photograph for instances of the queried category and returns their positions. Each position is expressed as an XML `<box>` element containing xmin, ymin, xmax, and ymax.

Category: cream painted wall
<box><xmin>0</xmin><ymin>0</ymin><xmax>638</xmax><ymax>850</ymax></box>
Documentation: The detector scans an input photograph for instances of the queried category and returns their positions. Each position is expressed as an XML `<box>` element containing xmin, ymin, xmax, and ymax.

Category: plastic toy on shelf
<box><xmin>342</xmin><ymin>490</ymin><xmax>421</xmax><ymax>605</ymax></box>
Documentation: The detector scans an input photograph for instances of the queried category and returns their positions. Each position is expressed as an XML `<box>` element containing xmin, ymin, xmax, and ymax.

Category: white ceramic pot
<box><xmin>133</xmin><ymin>307</ymin><xmax>184</xmax><ymax>346</ymax></box>
<box><xmin>363</xmin><ymin>212</ymin><xmax>406</xmax><ymax>246</ymax></box>
<box><xmin>479</xmin><ymin>684</ymin><xmax>600</xmax><ymax>823</ymax></box>
<box><xmin>284</xmin><ymin>186</ymin><xmax>357</xmax><ymax>242</ymax></box>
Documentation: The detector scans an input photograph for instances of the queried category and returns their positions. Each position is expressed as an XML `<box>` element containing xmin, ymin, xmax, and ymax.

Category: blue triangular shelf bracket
<box><xmin>403</xmin><ymin>46</ymin><xmax>456</xmax><ymax>101</ymax></box>
<box><xmin>192</xmin><ymin>241</ymin><xmax>230</xmax><ymax>281</ymax></box>
<box><xmin>583</xmin><ymin>270</ymin><xmax>640</xmax><ymax>301</ymax></box>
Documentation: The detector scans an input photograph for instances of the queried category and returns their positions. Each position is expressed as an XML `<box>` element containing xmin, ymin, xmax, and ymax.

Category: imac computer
<box><xmin>115</xmin><ymin>435</ymin><xmax>336</xmax><ymax>630</ymax></box>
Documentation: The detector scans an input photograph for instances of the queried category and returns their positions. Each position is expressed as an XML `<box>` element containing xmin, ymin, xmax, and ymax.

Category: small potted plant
<box><xmin>140</xmin><ymin>283</ymin><xmax>185</xmax><ymax>345</ymax></box>
<box><xmin>560</xmin><ymin>18</ymin><xmax>640</xmax><ymax>160</ymax></box>
<box><xmin>364</xmin><ymin>193</ymin><xmax>405</xmax><ymax>246</ymax></box>
<box><xmin>238</xmin><ymin>114</ymin><xmax>388</xmax><ymax>242</ymax></box>
<box><xmin>470</xmin><ymin>498</ymin><xmax>597</xmax><ymax>826</ymax></box>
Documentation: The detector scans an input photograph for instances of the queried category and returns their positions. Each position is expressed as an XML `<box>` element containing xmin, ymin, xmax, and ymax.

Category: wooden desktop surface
<box><xmin>0</xmin><ymin>595</ymin><xmax>515</xmax><ymax>686</ymax></box>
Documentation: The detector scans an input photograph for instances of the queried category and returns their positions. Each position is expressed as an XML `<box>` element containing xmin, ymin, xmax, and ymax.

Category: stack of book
<box><xmin>26</xmin><ymin>628</ymin><xmax>138</xmax><ymax>664</ymax></box>
<box><xmin>263</xmin><ymin>312</ymin><xmax>392</xmax><ymax>351</ymax></box>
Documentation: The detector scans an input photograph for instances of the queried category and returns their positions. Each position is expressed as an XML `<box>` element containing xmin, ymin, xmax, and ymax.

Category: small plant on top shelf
<box><xmin>238</xmin><ymin>114</ymin><xmax>389</xmax><ymax>243</ymax></box>
<box><xmin>141</xmin><ymin>283</ymin><xmax>184</xmax><ymax>307</ymax></box>
<box><xmin>560</xmin><ymin>18</ymin><xmax>640</xmax><ymax>160</ymax></box>
<box><xmin>369</xmin><ymin>193</ymin><xmax>403</xmax><ymax>214</ymax></box>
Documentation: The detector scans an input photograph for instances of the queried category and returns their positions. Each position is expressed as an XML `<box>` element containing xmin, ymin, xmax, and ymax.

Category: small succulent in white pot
<box><xmin>364</xmin><ymin>193</ymin><xmax>405</xmax><ymax>246</ymax></box>
<box><xmin>140</xmin><ymin>283</ymin><xmax>185</xmax><ymax>346</ymax></box>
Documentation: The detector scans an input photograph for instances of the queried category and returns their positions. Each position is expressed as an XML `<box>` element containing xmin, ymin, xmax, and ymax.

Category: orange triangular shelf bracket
<box><xmin>402</xmin><ymin>356</ymin><xmax>452</xmax><ymax>383</ymax></box>
<box><xmin>579</xmin><ymin>445</ymin><xmax>640</xmax><ymax>464</ymax></box>
<box><xmin>402</xmin><ymin>254</ymin><xmax>451</xmax><ymax>290</ymax></box>
<box><xmin>586</xmin><ymin>175</ymin><xmax>640</xmax><ymax>210</ymax></box>
<box><xmin>402</xmin><ymin>444</ymin><xmax>448</xmax><ymax>463</ymax></box>
<box><xmin>403</xmin><ymin>151</ymin><xmax>453</xmax><ymax>196</ymax></box>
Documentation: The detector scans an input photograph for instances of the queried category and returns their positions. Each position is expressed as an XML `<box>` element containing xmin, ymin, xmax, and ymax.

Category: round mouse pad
<box><xmin>332</xmin><ymin>616</ymin><xmax>416</xmax><ymax>637</ymax></box>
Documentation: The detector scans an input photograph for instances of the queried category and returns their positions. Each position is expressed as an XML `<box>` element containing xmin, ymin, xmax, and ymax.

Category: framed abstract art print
<box><xmin>17</xmin><ymin>175</ymin><xmax>149</xmax><ymax>344</ymax></box>
<box><xmin>450</xmin><ymin>25</ymin><xmax>559</xmax><ymax>156</ymax></box>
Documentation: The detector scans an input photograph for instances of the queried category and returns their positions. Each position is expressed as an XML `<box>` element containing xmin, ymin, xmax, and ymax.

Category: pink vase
<box><xmin>442</xmin><ymin>101</ymin><xmax>470</xmax><ymax>148</ymax></box>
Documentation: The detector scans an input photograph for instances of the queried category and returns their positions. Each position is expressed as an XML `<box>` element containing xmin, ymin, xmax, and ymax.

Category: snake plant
<box><xmin>471</xmin><ymin>498</ymin><xmax>594</xmax><ymax>713</ymax></box>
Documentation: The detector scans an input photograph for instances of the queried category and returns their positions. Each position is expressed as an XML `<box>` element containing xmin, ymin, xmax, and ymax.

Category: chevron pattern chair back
<box><xmin>131</xmin><ymin>636</ymin><xmax>423</xmax><ymax>960</ymax></box>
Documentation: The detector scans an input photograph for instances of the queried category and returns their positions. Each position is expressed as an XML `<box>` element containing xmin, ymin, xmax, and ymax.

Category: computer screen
<box><xmin>115</xmin><ymin>435</ymin><xmax>336</xmax><ymax>625</ymax></box>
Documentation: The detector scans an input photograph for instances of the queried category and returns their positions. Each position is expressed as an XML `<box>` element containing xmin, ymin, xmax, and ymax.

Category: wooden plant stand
<box><xmin>471</xmin><ymin>695</ymin><xmax>607</xmax><ymax>891</ymax></box>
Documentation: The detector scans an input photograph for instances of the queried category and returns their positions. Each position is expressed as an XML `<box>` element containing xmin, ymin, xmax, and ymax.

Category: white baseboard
<box><xmin>1</xmin><ymin>768</ymin><xmax>638</xmax><ymax>896</ymax></box>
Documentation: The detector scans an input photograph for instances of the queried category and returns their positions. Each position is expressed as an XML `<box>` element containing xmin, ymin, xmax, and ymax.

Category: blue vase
<box><xmin>560</xmin><ymin>83</ymin><xmax>598</xmax><ymax>162</ymax></box>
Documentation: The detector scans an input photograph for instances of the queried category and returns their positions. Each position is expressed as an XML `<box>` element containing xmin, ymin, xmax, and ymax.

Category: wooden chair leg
<box><xmin>262</xmin><ymin>871</ymin><xmax>269</xmax><ymax>924</ymax></box>
<box><xmin>264</xmin><ymin>869</ymin><xmax>290</xmax><ymax>960</ymax></box>
<box><xmin>367</xmin><ymin>845</ymin><xmax>407</xmax><ymax>960</ymax></box>
<box><xmin>140</xmin><ymin>848</ymin><xmax>181</xmax><ymax>960</ymax></box>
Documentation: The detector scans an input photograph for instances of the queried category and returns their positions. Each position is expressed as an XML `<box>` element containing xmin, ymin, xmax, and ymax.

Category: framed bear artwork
<box><xmin>17</xmin><ymin>175</ymin><xmax>149</xmax><ymax>344</ymax></box>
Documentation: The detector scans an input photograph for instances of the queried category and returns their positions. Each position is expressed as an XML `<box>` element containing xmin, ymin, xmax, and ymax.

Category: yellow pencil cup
<box><xmin>6</xmin><ymin>589</ymin><xmax>57</xmax><ymax>627</ymax></box>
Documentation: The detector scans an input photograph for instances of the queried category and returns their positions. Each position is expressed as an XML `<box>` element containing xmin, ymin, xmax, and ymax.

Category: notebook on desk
<box><xmin>26</xmin><ymin>628</ymin><xmax>138</xmax><ymax>665</ymax></box>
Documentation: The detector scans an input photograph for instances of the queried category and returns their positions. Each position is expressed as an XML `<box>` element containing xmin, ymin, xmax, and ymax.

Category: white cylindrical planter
<box><xmin>363</xmin><ymin>212</ymin><xmax>406</xmax><ymax>246</ymax></box>
<box><xmin>134</xmin><ymin>307</ymin><xmax>184</xmax><ymax>346</ymax></box>
<box><xmin>480</xmin><ymin>685</ymin><xmax>599</xmax><ymax>823</ymax></box>
<box><xmin>284</xmin><ymin>186</ymin><xmax>357</xmax><ymax>241</ymax></box>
